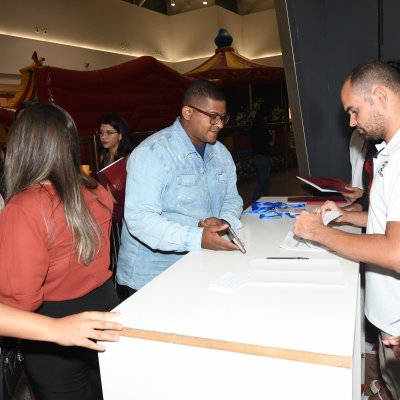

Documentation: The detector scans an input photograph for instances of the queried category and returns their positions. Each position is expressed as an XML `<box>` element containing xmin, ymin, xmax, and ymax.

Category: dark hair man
<box><xmin>294</xmin><ymin>61</ymin><xmax>400</xmax><ymax>400</ymax></box>
<box><xmin>117</xmin><ymin>79</ymin><xmax>243</xmax><ymax>295</ymax></box>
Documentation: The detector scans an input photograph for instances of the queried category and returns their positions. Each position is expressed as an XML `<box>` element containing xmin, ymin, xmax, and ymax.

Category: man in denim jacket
<box><xmin>117</xmin><ymin>80</ymin><xmax>243</xmax><ymax>295</ymax></box>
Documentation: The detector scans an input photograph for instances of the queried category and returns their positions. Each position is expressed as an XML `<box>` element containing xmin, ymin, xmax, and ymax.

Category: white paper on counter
<box><xmin>209</xmin><ymin>258</ymin><xmax>344</xmax><ymax>292</ymax></box>
<box><xmin>208</xmin><ymin>272</ymin><xmax>249</xmax><ymax>293</ymax></box>
<box><xmin>248</xmin><ymin>258</ymin><xmax>344</xmax><ymax>286</ymax></box>
<box><xmin>280</xmin><ymin>231</ymin><xmax>328</xmax><ymax>252</ymax></box>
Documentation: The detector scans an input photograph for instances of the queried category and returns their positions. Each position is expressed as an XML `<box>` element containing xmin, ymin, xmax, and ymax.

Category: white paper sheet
<box><xmin>323</xmin><ymin>210</ymin><xmax>343</xmax><ymax>225</ymax></box>
<box><xmin>208</xmin><ymin>258</ymin><xmax>344</xmax><ymax>292</ymax></box>
<box><xmin>248</xmin><ymin>258</ymin><xmax>344</xmax><ymax>285</ymax></box>
<box><xmin>208</xmin><ymin>272</ymin><xmax>249</xmax><ymax>293</ymax></box>
<box><xmin>280</xmin><ymin>231</ymin><xmax>328</xmax><ymax>252</ymax></box>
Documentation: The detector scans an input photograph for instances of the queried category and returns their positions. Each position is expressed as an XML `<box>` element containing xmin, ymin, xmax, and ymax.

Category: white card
<box><xmin>323</xmin><ymin>210</ymin><xmax>343</xmax><ymax>225</ymax></box>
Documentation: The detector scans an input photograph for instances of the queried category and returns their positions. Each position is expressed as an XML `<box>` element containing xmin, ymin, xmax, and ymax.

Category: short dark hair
<box><xmin>182</xmin><ymin>79</ymin><xmax>225</xmax><ymax>107</ymax></box>
<box><xmin>347</xmin><ymin>60</ymin><xmax>400</xmax><ymax>95</ymax></box>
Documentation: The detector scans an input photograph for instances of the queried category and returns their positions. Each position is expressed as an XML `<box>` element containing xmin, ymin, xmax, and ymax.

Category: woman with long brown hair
<box><xmin>0</xmin><ymin>103</ymin><xmax>119</xmax><ymax>400</ymax></box>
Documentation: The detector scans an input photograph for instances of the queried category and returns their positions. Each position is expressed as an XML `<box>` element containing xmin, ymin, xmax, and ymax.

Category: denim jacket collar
<box><xmin>175</xmin><ymin>117</ymin><xmax>216</xmax><ymax>163</ymax></box>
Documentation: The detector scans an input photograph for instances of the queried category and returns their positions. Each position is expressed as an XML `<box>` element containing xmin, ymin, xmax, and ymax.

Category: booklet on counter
<box><xmin>97</xmin><ymin>157</ymin><xmax>126</xmax><ymax>191</ymax></box>
<box><xmin>296</xmin><ymin>176</ymin><xmax>351</xmax><ymax>193</ymax></box>
<box><xmin>287</xmin><ymin>195</ymin><xmax>347</xmax><ymax>204</ymax></box>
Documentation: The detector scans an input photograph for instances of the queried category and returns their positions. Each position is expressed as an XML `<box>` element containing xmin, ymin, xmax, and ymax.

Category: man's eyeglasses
<box><xmin>189</xmin><ymin>105</ymin><xmax>230</xmax><ymax>126</ymax></box>
<box><xmin>96</xmin><ymin>130</ymin><xmax>119</xmax><ymax>138</ymax></box>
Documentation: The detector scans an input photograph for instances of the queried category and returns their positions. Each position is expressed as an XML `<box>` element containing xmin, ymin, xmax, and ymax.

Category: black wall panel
<box><xmin>381</xmin><ymin>1</ymin><xmax>400</xmax><ymax>62</ymax></box>
<box><xmin>276</xmin><ymin>0</ymin><xmax>381</xmax><ymax>179</ymax></box>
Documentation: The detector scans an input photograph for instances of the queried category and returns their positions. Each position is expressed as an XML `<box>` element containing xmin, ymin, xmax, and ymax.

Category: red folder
<box><xmin>297</xmin><ymin>176</ymin><xmax>351</xmax><ymax>193</ymax></box>
<box><xmin>287</xmin><ymin>196</ymin><xmax>348</xmax><ymax>204</ymax></box>
<box><xmin>97</xmin><ymin>157</ymin><xmax>127</xmax><ymax>192</ymax></box>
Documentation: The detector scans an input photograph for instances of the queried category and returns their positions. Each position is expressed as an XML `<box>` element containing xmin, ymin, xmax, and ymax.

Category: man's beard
<box><xmin>359</xmin><ymin>110</ymin><xmax>386</xmax><ymax>141</ymax></box>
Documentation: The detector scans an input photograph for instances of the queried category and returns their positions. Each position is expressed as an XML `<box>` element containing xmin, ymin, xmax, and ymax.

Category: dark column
<box><xmin>275</xmin><ymin>0</ymin><xmax>381</xmax><ymax>179</ymax></box>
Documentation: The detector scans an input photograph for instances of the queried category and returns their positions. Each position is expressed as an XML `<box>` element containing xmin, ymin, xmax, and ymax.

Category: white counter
<box><xmin>100</xmin><ymin>197</ymin><xmax>361</xmax><ymax>400</ymax></box>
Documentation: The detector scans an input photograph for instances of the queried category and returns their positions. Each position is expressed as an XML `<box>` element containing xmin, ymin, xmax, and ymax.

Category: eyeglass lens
<box><xmin>189</xmin><ymin>105</ymin><xmax>229</xmax><ymax>125</ymax></box>
<box><xmin>210</xmin><ymin>114</ymin><xmax>229</xmax><ymax>125</ymax></box>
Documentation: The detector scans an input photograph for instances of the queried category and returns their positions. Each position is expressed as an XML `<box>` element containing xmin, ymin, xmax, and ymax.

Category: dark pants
<box><xmin>110</xmin><ymin>220</ymin><xmax>122</xmax><ymax>286</ymax></box>
<box><xmin>116</xmin><ymin>283</ymin><xmax>136</xmax><ymax>302</ymax></box>
<box><xmin>23</xmin><ymin>280</ymin><xmax>119</xmax><ymax>400</ymax></box>
<box><xmin>252</xmin><ymin>154</ymin><xmax>272</xmax><ymax>202</ymax></box>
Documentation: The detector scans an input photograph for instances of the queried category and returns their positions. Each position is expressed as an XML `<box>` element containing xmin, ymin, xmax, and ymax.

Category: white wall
<box><xmin>0</xmin><ymin>0</ymin><xmax>282</xmax><ymax>84</ymax></box>
<box><xmin>243</xmin><ymin>9</ymin><xmax>282</xmax><ymax>59</ymax></box>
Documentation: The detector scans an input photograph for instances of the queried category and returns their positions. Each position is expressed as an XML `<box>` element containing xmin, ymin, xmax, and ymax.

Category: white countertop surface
<box><xmin>112</xmin><ymin>197</ymin><xmax>360</xmax><ymax>360</ymax></box>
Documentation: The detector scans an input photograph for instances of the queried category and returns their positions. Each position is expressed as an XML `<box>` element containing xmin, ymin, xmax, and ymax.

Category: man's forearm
<box><xmin>310</xmin><ymin>225</ymin><xmax>400</xmax><ymax>272</ymax></box>
<box><xmin>340</xmin><ymin>210</ymin><xmax>368</xmax><ymax>227</ymax></box>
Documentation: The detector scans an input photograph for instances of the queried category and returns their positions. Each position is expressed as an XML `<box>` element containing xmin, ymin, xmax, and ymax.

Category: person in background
<box><xmin>341</xmin><ymin>128</ymin><xmax>366</xmax><ymax>203</ymax></box>
<box><xmin>97</xmin><ymin>113</ymin><xmax>133</xmax><ymax>168</ymax></box>
<box><xmin>117</xmin><ymin>79</ymin><xmax>243</xmax><ymax>297</ymax></box>
<box><xmin>294</xmin><ymin>61</ymin><xmax>400</xmax><ymax>400</ymax></box>
<box><xmin>250</xmin><ymin>108</ymin><xmax>275</xmax><ymax>202</ymax></box>
<box><xmin>96</xmin><ymin>114</ymin><xmax>134</xmax><ymax>297</ymax></box>
<box><xmin>0</xmin><ymin>103</ymin><xmax>119</xmax><ymax>400</ymax></box>
<box><xmin>340</xmin><ymin>129</ymin><xmax>382</xmax><ymax>211</ymax></box>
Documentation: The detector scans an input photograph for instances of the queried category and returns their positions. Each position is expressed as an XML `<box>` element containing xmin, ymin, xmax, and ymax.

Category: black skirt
<box><xmin>23</xmin><ymin>279</ymin><xmax>119</xmax><ymax>400</ymax></box>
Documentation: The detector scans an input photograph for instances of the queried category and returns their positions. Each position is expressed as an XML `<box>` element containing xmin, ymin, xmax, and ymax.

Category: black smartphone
<box><xmin>227</xmin><ymin>226</ymin><xmax>246</xmax><ymax>254</ymax></box>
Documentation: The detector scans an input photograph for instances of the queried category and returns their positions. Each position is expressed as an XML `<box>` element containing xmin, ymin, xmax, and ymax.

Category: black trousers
<box><xmin>23</xmin><ymin>280</ymin><xmax>119</xmax><ymax>400</ymax></box>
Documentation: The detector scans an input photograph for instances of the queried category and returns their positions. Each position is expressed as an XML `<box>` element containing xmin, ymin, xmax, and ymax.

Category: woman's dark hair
<box><xmin>14</xmin><ymin>100</ymin><xmax>38</xmax><ymax>120</ymax></box>
<box><xmin>6</xmin><ymin>102</ymin><xmax>103</xmax><ymax>264</ymax></box>
<box><xmin>98</xmin><ymin>114</ymin><xmax>134</xmax><ymax>166</ymax></box>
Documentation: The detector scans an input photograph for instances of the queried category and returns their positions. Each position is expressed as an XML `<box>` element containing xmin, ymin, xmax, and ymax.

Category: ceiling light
<box><xmin>171</xmin><ymin>0</ymin><xmax>176</xmax><ymax>6</ymax></box>
<box><xmin>203</xmin><ymin>0</ymin><xmax>207</xmax><ymax>4</ymax></box>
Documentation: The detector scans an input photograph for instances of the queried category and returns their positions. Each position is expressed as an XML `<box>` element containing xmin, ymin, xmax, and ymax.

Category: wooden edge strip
<box><xmin>106</xmin><ymin>327</ymin><xmax>351</xmax><ymax>369</ymax></box>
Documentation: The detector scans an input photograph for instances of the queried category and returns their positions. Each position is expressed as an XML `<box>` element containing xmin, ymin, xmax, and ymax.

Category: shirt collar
<box><xmin>174</xmin><ymin>117</ymin><xmax>216</xmax><ymax>160</ymax></box>
<box><xmin>377</xmin><ymin>128</ymin><xmax>400</xmax><ymax>157</ymax></box>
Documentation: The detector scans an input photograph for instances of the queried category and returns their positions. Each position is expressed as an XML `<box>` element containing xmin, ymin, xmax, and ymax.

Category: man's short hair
<box><xmin>182</xmin><ymin>79</ymin><xmax>225</xmax><ymax>107</ymax></box>
<box><xmin>347</xmin><ymin>60</ymin><xmax>400</xmax><ymax>95</ymax></box>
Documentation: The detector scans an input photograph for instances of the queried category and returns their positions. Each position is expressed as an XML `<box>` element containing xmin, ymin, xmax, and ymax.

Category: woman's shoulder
<box><xmin>9</xmin><ymin>184</ymin><xmax>55</xmax><ymax>205</ymax></box>
<box><xmin>83</xmin><ymin>183</ymin><xmax>113</xmax><ymax>209</ymax></box>
<box><xmin>2</xmin><ymin>185</ymin><xmax>56</xmax><ymax>224</ymax></box>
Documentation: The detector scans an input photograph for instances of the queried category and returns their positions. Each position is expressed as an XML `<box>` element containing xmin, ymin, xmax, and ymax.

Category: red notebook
<box><xmin>287</xmin><ymin>196</ymin><xmax>348</xmax><ymax>204</ymax></box>
<box><xmin>297</xmin><ymin>176</ymin><xmax>351</xmax><ymax>193</ymax></box>
<box><xmin>97</xmin><ymin>157</ymin><xmax>127</xmax><ymax>192</ymax></box>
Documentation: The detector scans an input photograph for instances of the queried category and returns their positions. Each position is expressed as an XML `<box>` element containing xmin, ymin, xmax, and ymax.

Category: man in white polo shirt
<box><xmin>294</xmin><ymin>61</ymin><xmax>400</xmax><ymax>400</ymax></box>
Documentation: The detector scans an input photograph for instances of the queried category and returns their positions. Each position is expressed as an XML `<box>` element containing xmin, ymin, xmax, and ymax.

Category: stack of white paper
<box><xmin>248</xmin><ymin>258</ymin><xmax>344</xmax><ymax>285</ymax></box>
<box><xmin>208</xmin><ymin>258</ymin><xmax>344</xmax><ymax>293</ymax></box>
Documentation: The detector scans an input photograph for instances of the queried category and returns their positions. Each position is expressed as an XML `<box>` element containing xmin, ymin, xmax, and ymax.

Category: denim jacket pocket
<box><xmin>216</xmin><ymin>171</ymin><xmax>227</xmax><ymax>183</ymax></box>
<box><xmin>176</xmin><ymin>174</ymin><xmax>197</xmax><ymax>186</ymax></box>
<box><xmin>175</xmin><ymin>173</ymin><xmax>198</xmax><ymax>205</ymax></box>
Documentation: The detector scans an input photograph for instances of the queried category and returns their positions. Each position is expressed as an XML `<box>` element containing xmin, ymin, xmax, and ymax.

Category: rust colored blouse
<box><xmin>0</xmin><ymin>183</ymin><xmax>113</xmax><ymax>311</ymax></box>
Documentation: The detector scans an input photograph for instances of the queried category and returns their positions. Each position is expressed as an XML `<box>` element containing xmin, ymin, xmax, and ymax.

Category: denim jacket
<box><xmin>117</xmin><ymin>118</ymin><xmax>243</xmax><ymax>290</ymax></box>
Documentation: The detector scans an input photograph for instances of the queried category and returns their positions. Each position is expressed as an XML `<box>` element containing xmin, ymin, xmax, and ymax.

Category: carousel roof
<box><xmin>185</xmin><ymin>46</ymin><xmax>285</xmax><ymax>85</ymax></box>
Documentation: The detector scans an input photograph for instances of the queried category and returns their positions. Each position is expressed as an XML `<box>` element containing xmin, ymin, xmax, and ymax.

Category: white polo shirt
<box><xmin>365</xmin><ymin>129</ymin><xmax>400</xmax><ymax>335</ymax></box>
